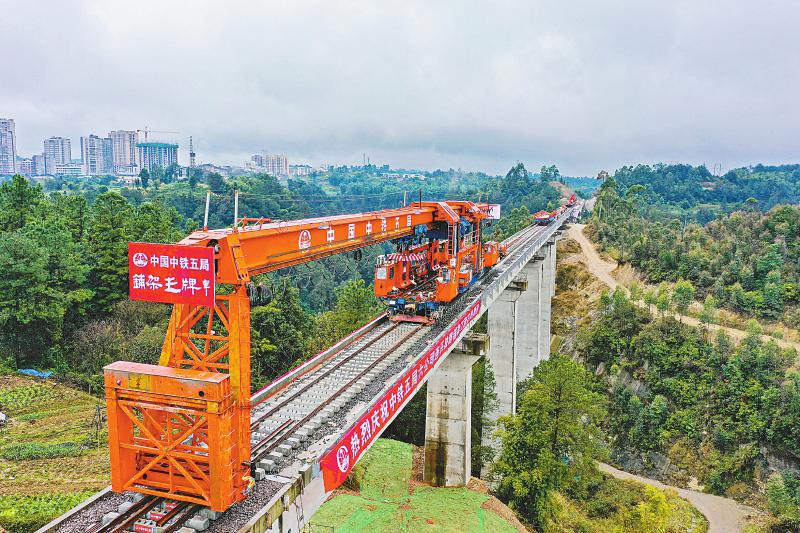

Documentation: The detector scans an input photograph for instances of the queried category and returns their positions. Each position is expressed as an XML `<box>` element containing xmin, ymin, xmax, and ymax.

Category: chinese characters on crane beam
<box><xmin>128</xmin><ymin>242</ymin><xmax>216</xmax><ymax>306</ymax></box>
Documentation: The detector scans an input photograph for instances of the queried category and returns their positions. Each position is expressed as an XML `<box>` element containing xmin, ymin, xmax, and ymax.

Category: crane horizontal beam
<box><xmin>179</xmin><ymin>202</ymin><xmax>487</xmax><ymax>285</ymax></box>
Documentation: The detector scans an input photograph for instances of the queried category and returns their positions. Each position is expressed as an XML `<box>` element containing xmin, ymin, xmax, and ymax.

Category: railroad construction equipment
<box><xmin>106</xmin><ymin>198</ymin><xmax>570</xmax><ymax>514</ymax></box>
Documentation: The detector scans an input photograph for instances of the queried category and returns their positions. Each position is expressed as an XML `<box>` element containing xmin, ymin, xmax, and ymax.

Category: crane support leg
<box><xmin>105</xmin><ymin>286</ymin><xmax>252</xmax><ymax>510</ymax></box>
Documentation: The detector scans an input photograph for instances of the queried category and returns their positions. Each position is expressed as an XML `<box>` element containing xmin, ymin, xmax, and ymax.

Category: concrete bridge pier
<box><xmin>423</xmin><ymin>334</ymin><xmax>489</xmax><ymax>487</ymax></box>
<box><xmin>479</xmin><ymin>240</ymin><xmax>557</xmax><ymax>478</ymax></box>
<box><xmin>538</xmin><ymin>241</ymin><xmax>555</xmax><ymax>362</ymax></box>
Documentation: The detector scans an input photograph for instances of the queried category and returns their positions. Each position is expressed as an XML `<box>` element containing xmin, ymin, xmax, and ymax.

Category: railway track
<box><xmin>85</xmin><ymin>495</ymin><xmax>202</xmax><ymax>533</ymax></box>
<box><xmin>248</xmin><ymin>321</ymin><xmax>423</xmax><ymax>470</ymax></box>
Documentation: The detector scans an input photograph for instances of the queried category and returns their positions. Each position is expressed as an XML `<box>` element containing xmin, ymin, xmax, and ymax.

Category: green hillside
<box><xmin>312</xmin><ymin>439</ymin><xmax>522</xmax><ymax>532</ymax></box>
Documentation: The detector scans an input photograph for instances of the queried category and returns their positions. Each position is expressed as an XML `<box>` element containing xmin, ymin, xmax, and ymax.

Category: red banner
<box><xmin>128</xmin><ymin>242</ymin><xmax>215</xmax><ymax>307</ymax></box>
<box><xmin>320</xmin><ymin>299</ymin><xmax>482</xmax><ymax>491</ymax></box>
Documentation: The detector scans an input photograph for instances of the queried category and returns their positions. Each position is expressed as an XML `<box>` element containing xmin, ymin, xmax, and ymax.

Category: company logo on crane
<box><xmin>132</xmin><ymin>252</ymin><xmax>148</xmax><ymax>268</ymax></box>
<box><xmin>298</xmin><ymin>230</ymin><xmax>312</xmax><ymax>250</ymax></box>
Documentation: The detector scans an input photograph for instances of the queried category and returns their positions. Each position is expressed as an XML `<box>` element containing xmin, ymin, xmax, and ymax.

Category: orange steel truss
<box><xmin>105</xmin><ymin>362</ymin><xmax>242</xmax><ymax>511</ymax></box>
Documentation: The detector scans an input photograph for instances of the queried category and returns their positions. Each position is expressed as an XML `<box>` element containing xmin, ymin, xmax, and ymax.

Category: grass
<box><xmin>0</xmin><ymin>491</ymin><xmax>95</xmax><ymax>533</ymax></box>
<box><xmin>1</xmin><ymin>441</ymin><xmax>87</xmax><ymax>460</ymax></box>
<box><xmin>0</xmin><ymin>374</ymin><xmax>109</xmax><ymax>531</ymax></box>
<box><xmin>312</xmin><ymin>439</ymin><xmax>521</xmax><ymax>532</ymax></box>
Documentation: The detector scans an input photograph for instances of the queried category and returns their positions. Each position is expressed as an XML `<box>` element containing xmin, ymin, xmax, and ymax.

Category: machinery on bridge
<box><xmin>104</xmin><ymin>197</ymin><xmax>567</xmax><ymax>514</ymax></box>
<box><xmin>373</xmin><ymin>201</ymin><xmax>505</xmax><ymax>323</ymax></box>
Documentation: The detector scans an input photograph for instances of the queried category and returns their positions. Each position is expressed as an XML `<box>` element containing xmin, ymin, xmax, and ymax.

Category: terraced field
<box><xmin>0</xmin><ymin>374</ymin><xmax>109</xmax><ymax>532</ymax></box>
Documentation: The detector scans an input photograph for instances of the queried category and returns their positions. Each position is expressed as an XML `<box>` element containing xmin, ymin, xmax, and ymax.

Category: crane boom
<box><xmin>179</xmin><ymin>204</ymin><xmax>440</xmax><ymax>284</ymax></box>
<box><xmin>177</xmin><ymin>201</ymin><xmax>485</xmax><ymax>285</ymax></box>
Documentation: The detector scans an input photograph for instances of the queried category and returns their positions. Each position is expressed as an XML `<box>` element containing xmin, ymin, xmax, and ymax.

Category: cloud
<box><xmin>2</xmin><ymin>0</ymin><xmax>798</xmax><ymax>175</ymax></box>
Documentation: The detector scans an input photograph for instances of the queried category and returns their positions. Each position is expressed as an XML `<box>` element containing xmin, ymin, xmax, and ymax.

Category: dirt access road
<box><xmin>567</xmin><ymin>223</ymin><xmax>760</xmax><ymax>532</ymax></box>
<box><xmin>568</xmin><ymin>223</ymin><xmax>800</xmax><ymax>354</ymax></box>
<box><xmin>598</xmin><ymin>463</ymin><xmax>754</xmax><ymax>533</ymax></box>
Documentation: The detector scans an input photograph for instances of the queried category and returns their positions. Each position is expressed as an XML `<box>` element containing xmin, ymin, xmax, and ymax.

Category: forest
<box><xmin>578</xmin><ymin>287</ymin><xmax>800</xmax><ymax>528</ymax></box>
<box><xmin>0</xmin><ymin>163</ymin><xmax>560</xmax><ymax>391</ymax></box>
<box><xmin>609</xmin><ymin>163</ymin><xmax>800</xmax><ymax>220</ymax></box>
<box><xmin>590</xmin><ymin>174</ymin><xmax>800</xmax><ymax>326</ymax></box>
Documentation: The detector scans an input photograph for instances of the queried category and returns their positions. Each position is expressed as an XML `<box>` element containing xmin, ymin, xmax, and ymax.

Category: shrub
<box><xmin>1</xmin><ymin>441</ymin><xmax>86</xmax><ymax>460</ymax></box>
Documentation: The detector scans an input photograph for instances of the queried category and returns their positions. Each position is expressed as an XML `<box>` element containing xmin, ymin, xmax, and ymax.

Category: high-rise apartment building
<box><xmin>109</xmin><ymin>130</ymin><xmax>139</xmax><ymax>174</ymax></box>
<box><xmin>137</xmin><ymin>142</ymin><xmax>178</xmax><ymax>172</ymax></box>
<box><xmin>43</xmin><ymin>136</ymin><xmax>72</xmax><ymax>174</ymax></box>
<box><xmin>267</xmin><ymin>154</ymin><xmax>289</xmax><ymax>177</ymax></box>
<box><xmin>0</xmin><ymin>118</ymin><xmax>17</xmax><ymax>175</ymax></box>
<box><xmin>250</xmin><ymin>152</ymin><xmax>289</xmax><ymax>177</ymax></box>
<box><xmin>81</xmin><ymin>134</ymin><xmax>113</xmax><ymax>175</ymax></box>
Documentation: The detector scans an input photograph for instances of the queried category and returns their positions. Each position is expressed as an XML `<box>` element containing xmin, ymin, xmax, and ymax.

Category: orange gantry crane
<box><xmin>105</xmin><ymin>200</ymin><xmax>493</xmax><ymax>511</ymax></box>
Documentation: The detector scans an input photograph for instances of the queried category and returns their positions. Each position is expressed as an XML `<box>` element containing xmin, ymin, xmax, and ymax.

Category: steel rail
<box><xmin>85</xmin><ymin>495</ymin><xmax>161</xmax><ymax>533</ymax></box>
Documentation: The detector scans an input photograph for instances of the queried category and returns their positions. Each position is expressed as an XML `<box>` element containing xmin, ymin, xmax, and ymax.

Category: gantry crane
<box><xmin>105</xmin><ymin>200</ymin><xmax>493</xmax><ymax>511</ymax></box>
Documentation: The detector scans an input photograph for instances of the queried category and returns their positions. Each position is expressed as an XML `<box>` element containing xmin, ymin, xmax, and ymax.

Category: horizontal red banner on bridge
<box><xmin>320</xmin><ymin>299</ymin><xmax>482</xmax><ymax>492</ymax></box>
<box><xmin>128</xmin><ymin>242</ymin><xmax>215</xmax><ymax>307</ymax></box>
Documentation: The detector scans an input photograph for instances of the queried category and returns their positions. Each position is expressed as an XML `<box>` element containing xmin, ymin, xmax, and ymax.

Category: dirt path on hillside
<box><xmin>568</xmin><ymin>224</ymin><xmax>800</xmax><ymax>354</ymax></box>
<box><xmin>598</xmin><ymin>463</ymin><xmax>754</xmax><ymax>533</ymax></box>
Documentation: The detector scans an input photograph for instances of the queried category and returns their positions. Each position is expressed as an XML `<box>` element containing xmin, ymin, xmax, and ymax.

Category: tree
<box><xmin>86</xmin><ymin>192</ymin><xmax>133</xmax><ymax>313</ymax></box>
<box><xmin>629</xmin><ymin>281</ymin><xmax>644</xmax><ymax>303</ymax></box>
<box><xmin>250</xmin><ymin>286</ymin><xmax>312</xmax><ymax>386</ymax></box>
<box><xmin>494</xmin><ymin>355</ymin><xmax>607</xmax><ymax>528</ymax></box>
<box><xmin>672</xmin><ymin>278</ymin><xmax>695</xmax><ymax>320</ymax></box>
<box><xmin>138</xmin><ymin>168</ymin><xmax>150</xmax><ymax>189</ymax></box>
<box><xmin>0</xmin><ymin>175</ymin><xmax>44</xmax><ymax>231</ymax></box>
<box><xmin>188</xmin><ymin>168</ymin><xmax>200</xmax><ymax>189</ymax></box>
<box><xmin>207</xmin><ymin>172</ymin><xmax>226</xmax><ymax>193</ymax></box>
<box><xmin>0</xmin><ymin>224</ymin><xmax>89</xmax><ymax>369</ymax></box>
<box><xmin>540</xmin><ymin>164</ymin><xmax>560</xmax><ymax>183</ymax></box>
<box><xmin>655</xmin><ymin>291</ymin><xmax>671</xmax><ymax>318</ymax></box>
<box><xmin>699</xmin><ymin>294</ymin><xmax>717</xmax><ymax>327</ymax></box>
<box><xmin>332</xmin><ymin>278</ymin><xmax>382</xmax><ymax>333</ymax></box>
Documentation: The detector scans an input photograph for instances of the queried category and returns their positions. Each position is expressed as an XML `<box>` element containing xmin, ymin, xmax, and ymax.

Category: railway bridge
<box><xmin>41</xmin><ymin>205</ymin><xmax>578</xmax><ymax>533</ymax></box>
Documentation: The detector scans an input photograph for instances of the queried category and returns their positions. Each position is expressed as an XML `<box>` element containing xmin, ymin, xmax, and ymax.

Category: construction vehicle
<box><xmin>534</xmin><ymin>209</ymin><xmax>557</xmax><ymax>225</ymax></box>
<box><xmin>105</xmin><ymin>197</ymin><xmax>569</xmax><ymax>513</ymax></box>
<box><xmin>372</xmin><ymin>201</ymin><xmax>503</xmax><ymax>323</ymax></box>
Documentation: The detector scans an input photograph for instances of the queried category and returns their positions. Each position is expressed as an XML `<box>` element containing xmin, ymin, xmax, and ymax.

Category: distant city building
<box><xmin>109</xmin><ymin>130</ymin><xmax>139</xmax><ymax>174</ymax></box>
<box><xmin>137</xmin><ymin>142</ymin><xmax>178</xmax><ymax>172</ymax></box>
<box><xmin>17</xmin><ymin>158</ymin><xmax>34</xmax><ymax>176</ymax></box>
<box><xmin>289</xmin><ymin>164</ymin><xmax>312</xmax><ymax>177</ymax></box>
<box><xmin>381</xmin><ymin>172</ymin><xmax>426</xmax><ymax>181</ymax></box>
<box><xmin>54</xmin><ymin>163</ymin><xmax>83</xmax><ymax>177</ymax></box>
<box><xmin>32</xmin><ymin>154</ymin><xmax>46</xmax><ymax>175</ymax></box>
<box><xmin>43</xmin><ymin>136</ymin><xmax>72</xmax><ymax>173</ymax></box>
<box><xmin>81</xmin><ymin>134</ymin><xmax>113</xmax><ymax>175</ymax></box>
<box><xmin>250</xmin><ymin>152</ymin><xmax>288</xmax><ymax>177</ymax></box>
<box><xmin>0</xmin><ymin>118</ymin><xmax>17</xmax><ymax>175</ymax></box>
<box><xmin>597</xmin><ymin>170</ymin><xmax>609</xmax><ymax>180</ymax></box>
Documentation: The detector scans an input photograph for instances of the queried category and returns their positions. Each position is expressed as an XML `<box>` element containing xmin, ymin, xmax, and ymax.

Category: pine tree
<box><xmin>87</xmin><ymin>192</ymin><xmax>133</xmax><ymax>314</ymax></box>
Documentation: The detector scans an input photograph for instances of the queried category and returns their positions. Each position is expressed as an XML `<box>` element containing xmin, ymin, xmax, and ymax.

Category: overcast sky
<box><xmin>2</xmin><ymin>1</ymin><xmax>798</xmax><ymax>176</ymax></box>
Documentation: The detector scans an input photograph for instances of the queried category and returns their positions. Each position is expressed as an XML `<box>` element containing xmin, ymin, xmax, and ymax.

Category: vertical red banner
<box><xmin>128</xmin><ymin>242</ymin><xmax>216</xmax><ymax>307</ymax></box>
<box><xmin>320</xmin><ymin>299</ymin><xmax>482</xmax><ymax>491</ymax></box>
